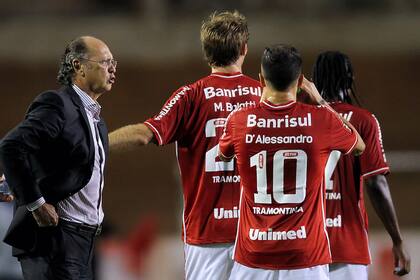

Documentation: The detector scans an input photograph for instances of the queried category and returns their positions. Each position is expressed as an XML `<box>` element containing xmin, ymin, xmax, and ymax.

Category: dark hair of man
<box><xmin>57</xmin><ymin>37</ymin><xmax>89</xmax><ymax>86</ymax></box>
<box><xmin>261</xmin><ymin>44</ymin><xmax>302</xmax><ymax>91</ymax></box>
<box><xmin>312</xmin><ymin>51</ymin><xmax>360</xmax><ymax>105</ymax></box>
<box><xmin>200</xmin><ymin>10</ymin><xmax>249</xmax><ymax>67</ymax></box>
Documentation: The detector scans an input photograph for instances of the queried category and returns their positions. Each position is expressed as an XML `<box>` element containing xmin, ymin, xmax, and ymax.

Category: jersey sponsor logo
<box><xmin>212</xmin><ymin>175</ymin><xmax>240</xmax><ymax>183</ymax></box>
<box><xmin>326</xmin><ymin>191</ymin><xmax>341</xmax><ymax>200</ymax></box>
<box><xmin>325</xmin><ymin>215</ymin><xmax>342</xmax><ymax>228</ymax></box>
<box><xmin>253</xmin><ymin>206</ymin><xmax>304</xmax><ymax>215</ymax></box>
<box><xmin>214</xmin><ymin>207</ymin><xmax>239</xmax><ymax>220</ymax></box>
<box><xmin>213</xmin><ymin>100</ymin><xmax>256</xmax><ymax>112</ymax></box>
<box><xmin>249</xmin><ymin>226</ymin><xmax>307</xmax><ymax>241</ymax></box>
<box><xmin>204</xmin><ymin>86</ymin><xmax>261</xmax><ymax>100</ymax></box>
<box><xmin>154</xmin><ymin>86</ymin><xmax>190</xmax><ymax>121</ymax></box>
<box><xmin>245</xmin><ymin>134</ymin><xmax>313</xmax><ymax>145</ymax></box>
<box><xmin>246</xmin><ymin>113</ymin><xmax>312</xmax><ymax>128</ymax></box>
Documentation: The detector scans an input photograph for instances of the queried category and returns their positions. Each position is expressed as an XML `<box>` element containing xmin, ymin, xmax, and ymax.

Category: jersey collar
<box><xmin>260</xmin><ymin>100</ymin><xmax>296</xmax><ymax>111</ymax></box>
<box><xmin>210</xmin><ymin>72</ymin><xmax>243</xmax><ymax>78</ymax></box>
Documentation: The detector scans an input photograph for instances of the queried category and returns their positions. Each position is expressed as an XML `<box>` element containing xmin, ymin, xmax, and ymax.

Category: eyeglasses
<box><xmin>81</xmin><ymin>57</ymin><xmax>117</xmax><ymax>68</ymax></box>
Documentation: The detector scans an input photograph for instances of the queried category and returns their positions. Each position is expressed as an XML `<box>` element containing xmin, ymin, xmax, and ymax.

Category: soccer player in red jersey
<box><xmin>109</xmin><ymin>11</ymin><xmax>262</xmax><ymax>279</ymax></box>
<box><xmin>218</xmin><ymin>44</ymin><xmax>365</xmax><ymax>280</ymax></box>
<box><xmin>312</xmin><ymin>51</ymin><xmax>410</xmax><ymax>280</ymax></box>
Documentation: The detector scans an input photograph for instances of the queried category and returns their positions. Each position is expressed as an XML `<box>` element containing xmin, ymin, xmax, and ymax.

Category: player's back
<box><xmin>325</xmin><ymin>102</ymin><xmax>389</xmax><ymax>264</ymax></box>
<box><xmin>220</xmin><ymin>100</ymin><xmax>358</xmax><ymax>269</ymax></box>
<box><xmin>145</xmin><ymin>72</ymin><xmax>261</xmax><ymax>244</ymax></box>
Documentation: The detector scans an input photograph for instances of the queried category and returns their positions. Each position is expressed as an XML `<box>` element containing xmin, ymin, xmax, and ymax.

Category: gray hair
<box><xmin>57</xmin><ymin>37</ymin><xmax>89</xmax><ymax>86</ymax></box>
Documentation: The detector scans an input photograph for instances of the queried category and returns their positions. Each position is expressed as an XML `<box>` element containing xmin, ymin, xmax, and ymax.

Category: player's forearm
<box><xmin>109</xmin><ymin>123</ymin><xmax>154</xmax><ymax>152</ymax></box>
<box><xmin>218</xmin><ymin>152</ymin><xmax>233</xmax><ymax>162</ymax></box>
<box><xmin>365</xmin><ymin>174</ymin><xmax>403</xmax><ymax>245</ymax></box>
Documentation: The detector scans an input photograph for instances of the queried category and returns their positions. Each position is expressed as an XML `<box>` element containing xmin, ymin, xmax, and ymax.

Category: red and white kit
<box><xmin>219</xmin><ymin>100</ymin><xmax>358</xmax><ymax>270</ymax></box>
<box><xmin>325</xmin><ymin>102</ymin><xmax>389</xmax><ymax>264</ymax></box>
<box><xmin>145</xmin><ymin>72</ymin><xmax>261</xmax><ymax>245</ymax></box>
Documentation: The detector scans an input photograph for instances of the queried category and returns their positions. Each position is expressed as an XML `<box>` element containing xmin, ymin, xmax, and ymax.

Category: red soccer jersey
<box><xmin>144</xmin><ymin>72</ymin><xmax>261</xmax><ymax>245</ymax></box>
<box><xmin>219</xmin><ymin>100</ymin><xmax>358</xmax><ymax>269</ymax></box>
<box><xmin>325</xmin><ymin>102</ymin><xmax>389</xmax><ymax>264</ymax></box>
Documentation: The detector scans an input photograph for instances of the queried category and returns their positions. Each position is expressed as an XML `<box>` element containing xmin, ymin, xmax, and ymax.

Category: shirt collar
<box><xmin>72</xmin><ymin>84</ymin><xmax>101</xmax><ymax>120</ymax></box>
<box><xmin>210</xmin><ymin>72</ymin><xmax>243</xmax><ymax>78</ymax></box>
<box><xmin>260</xmin><ymin>100</ymin><xmax>296</xmax><ymax>111</ymax></box>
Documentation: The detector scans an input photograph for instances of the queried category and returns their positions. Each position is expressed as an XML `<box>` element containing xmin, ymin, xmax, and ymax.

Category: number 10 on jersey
<box><xmin>251</xmin><ymin>149</ymin><xmax>307</xmax><ymax>204</ymax></box>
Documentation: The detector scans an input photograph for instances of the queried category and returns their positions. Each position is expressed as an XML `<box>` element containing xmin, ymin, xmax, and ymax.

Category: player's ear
<box><xmin>259</xmin><ymin>73</ymin><xmax>266</xmax><ymax>87</ymax></box>
<box><xmin>240</xmin><ymin>43</ymin><xmax>248</xmax><ymax>56</ymax></box>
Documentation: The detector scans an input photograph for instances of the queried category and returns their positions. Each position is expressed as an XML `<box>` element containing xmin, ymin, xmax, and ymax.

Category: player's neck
<box><xmin>211</xmin><ymin>57</ymin><xmax>243</xmax><ymax>74</ymax></box>
<box><xmin>262</xmin><ymin>88</ymin><xmax>296</xmax><ymax>105</ymax></box>
<box><xmin>211</xmin><ymin>65</ymin><xmax>242</xmax><ymax>74</ymax></box>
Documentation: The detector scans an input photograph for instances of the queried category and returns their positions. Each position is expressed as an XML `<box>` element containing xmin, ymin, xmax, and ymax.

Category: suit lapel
<box><xmin>65</xmin><ymin>86</ymin><xmax>95</xmax><ymax>162</ymax></box>
<box><xmin>97</xmin><ymin>120</ymin><xmax>109</xmax><ymax>158</ymax></box>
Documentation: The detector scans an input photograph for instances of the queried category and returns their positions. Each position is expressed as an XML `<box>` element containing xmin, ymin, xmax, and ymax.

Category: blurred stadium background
<box><xmin>0</xmin><ymin>0</ymin><xmax>419</xmax><ymax>279</ymax></box>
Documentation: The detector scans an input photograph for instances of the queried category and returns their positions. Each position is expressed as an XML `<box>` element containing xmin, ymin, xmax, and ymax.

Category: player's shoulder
<box><xmin>198</xmin><ymin>72</ymin><xmax>259</xmax><ymax>85</ymax></box>
<box><xmin>296</xmin><ymin>102</ymin><xmax>319</xmax><ymax>110</ymax></box>
<box><xmin>240</xmin><ymin>74</ymin><xmax>260</xmax><ymax>85</ymax></box>
<box><xmin>296</xmin><ymin>102</ymin><xmax>331</xmax><ymax>115</ymax></box>
<box><xmin>339</xmin><ymin>103</ymin><xmax>379</xmax><ymax>127</ymax></box>
<box><xmin>329</xmin><ymin>102</ymin><xmax>371</xmax><ymax>117</ymax></box>
<box><xmin>182</xmin><ymin>75</ymin><xmax>214</xmax><ymax>95</ymax></box>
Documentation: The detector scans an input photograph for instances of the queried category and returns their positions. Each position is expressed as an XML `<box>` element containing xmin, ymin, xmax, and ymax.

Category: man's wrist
<box><xmin>26</xmin><ymin>197</ymin><xmax>46</xmax><ymax>211</ymax></box>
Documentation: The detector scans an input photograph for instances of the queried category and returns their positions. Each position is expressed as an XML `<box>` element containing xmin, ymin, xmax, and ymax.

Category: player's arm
<box><xmin>109</xmin><ymin>123</ymin><xmax>155</xmax><ymax>152</ymax></box>
<box><xmin>300</xmin><ymin>76</ymin><xmax>365</xmax><ymax>155</ymax></box>
<box><xmin>219</xmin><ymin>152</ymin><xmax>234</xmax><ymax>162</ymax></box>
<box><xmin>218</xmin><ymin>136</ymin><xmax>235</xmax><ymax>162</ymax></box>
<box><xmin>365</xmin><ymin>174</ymin><xmax>410</xmax><ymax>276</ymax></box>
<box><xmin>218</xmin><ymin>114</ymin><xmax>235</xmax><ymax>162</ymax></box>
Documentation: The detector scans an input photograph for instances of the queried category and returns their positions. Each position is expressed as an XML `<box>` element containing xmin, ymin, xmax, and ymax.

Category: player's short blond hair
<box><xmin>200</xmin><ymin>11</ymin><xmax>249</xmax><ymax>67</ymax></box>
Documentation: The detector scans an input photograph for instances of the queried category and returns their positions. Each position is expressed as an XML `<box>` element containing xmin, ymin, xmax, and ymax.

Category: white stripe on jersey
<box><xmin>361</xmin><ymin>167</ymin><xmax>390</xmax><ymax>178</ymax></box>
<box><xmin>371</xmin><ymin>114</ymin><xmax>387</xmax><ymax>162</ymax></box>
<box><xmin>262</xmin><ymin>100</ymin><xmax>296</xmax><ymax>109</ymax></box>
<box><xmin>320</xmin><ymin>179</ymin><xmax>332</xmax><ymax>259</ymax></box>
<box><xmin>210</xmin><ymin>73</ymin><xmax>243</xmax><ymax>79</ymax></box>
<box><xmin>145</xmin><ymin>121</ymin><xmax>163</xmax><ymax>145</ymax></box>
<box><xmin>344</xmin><ymin>133</ymin><xmax>359</xmax><ymax>155</ymax></box>
<box><xmin>232</xmin><ymin>187</ymin><xmax>244</xmax><ymax>260</ymax></box>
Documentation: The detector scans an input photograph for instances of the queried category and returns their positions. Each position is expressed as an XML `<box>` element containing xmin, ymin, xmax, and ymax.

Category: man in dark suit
<box><xmin>0</xmin><ymin>36</ymin><xmax>116</xmax><ymax>280</ymax></box>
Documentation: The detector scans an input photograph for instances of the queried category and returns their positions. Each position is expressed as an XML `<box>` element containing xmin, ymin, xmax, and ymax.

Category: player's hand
<box><xmin>32</xmin><ymin>203</ymin><xmax>59</xmax><ymax>227</ymax></box>
<box><xmin>392</xmin><ymin>242</ymin><xmax>410</xmax><ymax>276</ymax></box>
<box><xmin>0</xmin><ymin>193</ymin><xmax>14</xmax><ymax>202</ymax></box>
<box><xmin>0</xmin><ymin>175</ymin><xmax>14</xmax><ymax>202</ymax></box>
<box><xmin>299</xmin><ymin>76</ymin><xmax>324</xmax><ymax>104</ymax></box>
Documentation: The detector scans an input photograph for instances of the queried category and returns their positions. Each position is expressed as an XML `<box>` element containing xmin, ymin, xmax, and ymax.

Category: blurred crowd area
<box><xmin>1</xmin><ymin>0</ymin><xmax>420</xmax><ymax>16</ymax></box>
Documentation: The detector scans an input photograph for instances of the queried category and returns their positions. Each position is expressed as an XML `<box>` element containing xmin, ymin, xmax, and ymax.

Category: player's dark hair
<box><xmin>312</xmin><ymin>51</ymin><xmax>361</xmax><ymax>105</ymax></box>
<box><xmin>57</xmin><ymin>37</ymin><xmax>89</xmax><ymax>86</ymax></box>
<box><xmin>200</xmin><ymin>10</ymin><xmax>249</xmax><ymax>67</ymax></box>
<box><xmin>261</xmin><ymin>44</ymin><xmax>302</xmax><ymax>91</ymax></box>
